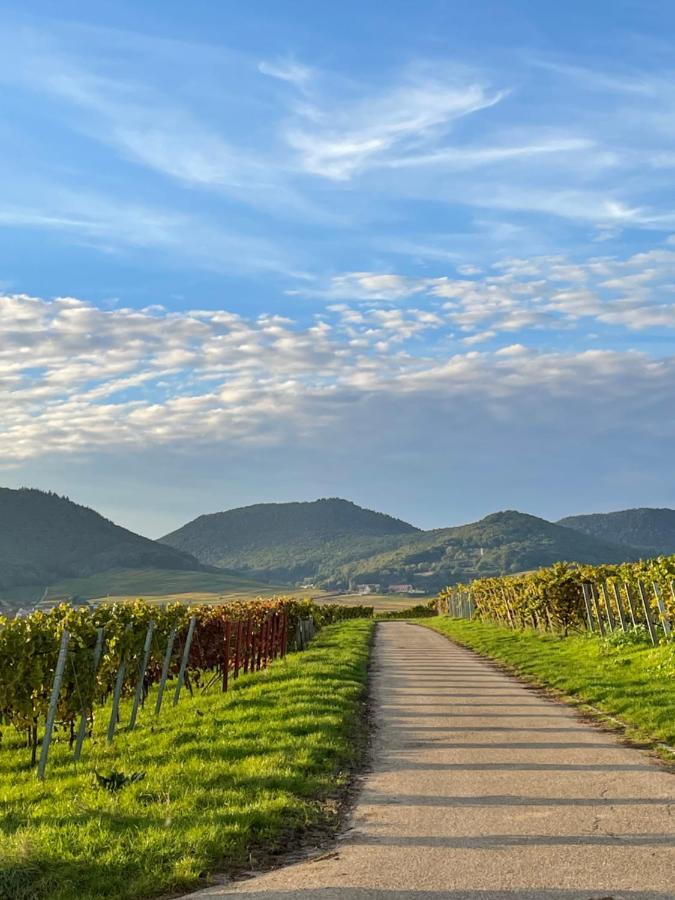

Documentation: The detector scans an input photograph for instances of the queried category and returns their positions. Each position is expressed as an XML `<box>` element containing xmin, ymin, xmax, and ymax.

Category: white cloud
<box><xmin>282</xmin><ymin>71</ymin><xmax>505</xmax><ymax>180</ymax></box>
<box><xmin>322</xmin><ymin>242</ymin><xmax>675</xmax><ymax>333</ymax></box>
<box><xmin>1</xmin><ymin>283</ymin><xmax>674</xmax><ymax>464</ymax></box>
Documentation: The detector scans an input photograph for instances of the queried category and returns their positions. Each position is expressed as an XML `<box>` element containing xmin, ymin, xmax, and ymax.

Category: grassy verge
<box><xmin>419</xmin><ymin>617</ymin><xmax>675</xmax><ymax>750</ymax></box>
<box><xmin>0</xmin><ymin>619</ymin><xmax>373</xmax><ymax>900</ymax></box>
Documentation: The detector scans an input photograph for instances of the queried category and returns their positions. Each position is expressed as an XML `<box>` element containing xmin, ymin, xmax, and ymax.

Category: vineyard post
<box><xmin>637</xmin><ymin>582</ymin><xmax>659</xmax><ymax>646</ymax></box>
<box><xmin>173</xmin><ymin>615</ymin><xmax>197</xmax><ymax>706</ymax></box>
<box><xmin>107</xmin><ymin>623</ymin><xmax>132</xmax><ymax>743</ymax></box>
<box><xmin>222</xmin><ymin>621</ymin><xmax>232</xmax><ymax>692</ymax></box>
<box><xmin>37</xmin><ymin>629</ymin><xmax>70</xmax><ymax>780</ymax></box>
<box><xmin>256</xmin><ymin>624</ymin><xmax>263</xmax><ymax>669</ymax></box>
<box><xmin>234</xmin><ymin>620</ymin><xmax>242</xmax><ymax>678</ymax></box>
<box><xmin>272</xmin><ymin>613</ymin><xmax>278</xmax><ymax>659</ymax></box>
<box><xmin>280</xmin><ymin>613</ymin><xmax>287</xmax><ymax>658</ymax></box>
<box><xmin>155</xmin><ymin>627</ymin><xmax>176</xmax><ymax>715</ymax></box>
<box><xmin>651</xmin><ymin>583</ymin><xmax>672</xmax><ymax>637</ymax></box>
<box><xmin>610</xmin><ymin>582</ymin><xmax>628</xmax><ymax>633</ymax></box>
<box><xmin>73</xmin><ymin>626</ymin><xmax>105</xmax><ymax>761</ymax></box>
<box><xmin>599</xmin><ymin>583</ymin><xmax>616</xmax><ymax>631</ymax></box>
<box><xmin>581</xmin><ymin>583</ymin><xmax>595</xmax><ymax>631</ymax></box>
<box><xmin>590</xmin><ymin>584</ymin><xmax>606</xmax><ymax>635</ymax></box>
<box><xmin>501</xmin><ymin>587</ymin><xmax>516</xmax><ymax>628</ymax></box>
<box><xmin>623</xmin><ymin>583</ymin><xmax>639</xmax><ymax>627</ymax></box>
<box><xmin>128</xmin><ymin>621</ymin><xmax>155</xmax><ymax>730</ymax></box>
<box><xmin>243</xmin><ymin>619</ymin><xmax>251</xmax><ymax>673</ymax></box>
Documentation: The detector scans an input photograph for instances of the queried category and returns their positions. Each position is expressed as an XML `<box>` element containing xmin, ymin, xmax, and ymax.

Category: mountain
<box><xmin>558</xmin><ymin>507</ymin><xmax>675</xmax><ymax>556</ymax></box>
<box><xmin>0</xmin><ymin>487</ymin><xmax>208</xmax><ymax>593</ymax></box>
<box><xmin>326</xmin><ymin>510</ymin><xmax>643</xmax><ymax>592</ymax></box>
<box><xmin>161</xmin><ymin>501</ymin><xmax>642</xmax><ymax>591</ymax></box>
<box><xmin>160</xmin><ymin>498</ymin><xmax>419</xmax><ymax>583</ymax></box>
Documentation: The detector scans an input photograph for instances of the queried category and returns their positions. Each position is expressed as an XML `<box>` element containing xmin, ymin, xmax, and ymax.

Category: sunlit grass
<box><xmin>0</xmin><ymin>619</ymin><xmax>373</xmax><ymax>900</ymax></box>
<box><xmin>420</xmin><ymin>617</ymin><xmax>675</xmax><ymax>748</ymax></box>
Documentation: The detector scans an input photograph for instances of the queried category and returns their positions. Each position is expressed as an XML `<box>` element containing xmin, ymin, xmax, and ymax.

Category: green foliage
<box><xmin>95</xmin><ymin>770</ymin><xmax>146</xmax><ymax>792</ymax></box>
<box><xmin>332</xmin><ymin>510</ymin><xmax>642</xmax><ymax>592</ymax></box>
<box><xmin>0</xmin><ymin>620</ymin><xmax>373</xmax><ymax>900</ymax></box>
<box><xmin>559</xmin><ymin>507</ymin><xmax>675</xmax><ymax>556</ymax></box>
<box><xmin>160</xmin><ymin>498</ymin><xmax>418</xmax><ymax>584</ymax></box>
<box><xmin>0</xmin><ymin>487</ymin><xmax>204</xmax><ymax>593</ymax></box>
<box><xmin>163</xmin><ymin>506</ymin><xmax>644</xmax><ymax>591</ymax></box>
<box><xmin>437</xmin><ymin>555</ymin><xmax>675</xmax><ymax>635</ymax></box>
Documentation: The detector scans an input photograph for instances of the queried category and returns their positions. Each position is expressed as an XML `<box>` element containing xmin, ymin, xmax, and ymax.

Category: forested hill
<box><xmin>160</xmin><ymin>498</ymin><xmax>419</xmax><ymax>583</ymax></box>
<box><xmin>0</xmin><ymin>487</ymin><xmax>206</xmax><ymax>591</ymax></box>
<box><xmin>558</xmin><ymin>508</ymin><xmax>675</xmax><ymax>556</ymax></box>
<box><xmin>162</xmin><ymin>503</ymin><xmax>642</xmax><ymax>590</ymax></box>
<box><xmin>328</xmin><ymin>510</ymin><xmax>643</xmax><ymax>592</ymax></box>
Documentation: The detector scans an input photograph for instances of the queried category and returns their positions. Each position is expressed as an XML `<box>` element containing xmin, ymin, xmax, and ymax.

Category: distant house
<box><xmin>356</xmin><ymin>583</ymin><xmax>381</xmax><ymax>595</ymax></box>
<box><xmin>389</xmin><ymin>584</ymin><xmax>415</xmax><ymax>594</ymax></box>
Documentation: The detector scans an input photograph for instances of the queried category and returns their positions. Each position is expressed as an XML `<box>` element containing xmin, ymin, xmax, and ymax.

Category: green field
<box><xmin>421</xmin><ymin>617</ymin><xmax>675</xmax><ymax>751</ymax></box>
<box><xmin>0</xmin><ymin>619</ymin><xmax>373</xmax><ymax>900</ymax></box>
<box><xmin>0</xmin><ymin>567</ymin><xmax>292</xmax><ymax>607</ymax></box>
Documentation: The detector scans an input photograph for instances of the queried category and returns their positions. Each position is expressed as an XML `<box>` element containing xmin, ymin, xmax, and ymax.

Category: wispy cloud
<box><xmin>281</xmin><ymin>70</ymin><xmax>506</xmax><ymax>180</ymax></box>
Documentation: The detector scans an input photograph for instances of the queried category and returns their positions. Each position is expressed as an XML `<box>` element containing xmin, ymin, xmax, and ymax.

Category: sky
<box><xmin>1</xmin><ymin>0</ymin><xmax>675</xmax><ymax>537</ymax></box>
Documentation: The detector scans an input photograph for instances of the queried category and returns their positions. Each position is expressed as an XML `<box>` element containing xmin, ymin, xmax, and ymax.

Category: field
<box><xmin>0</xmin><ymin>567</ymin><xmax>296</xmax><ymax>607</ymax></box>
<box><xmin>421</xmin><ymin>617</ymin><xmax>675</xmax><ymax>751</ymax></box>
<box><xmin>0</xmin><ymin>618</ymin><xmax>373</xmax><ymax>900</ymax></box>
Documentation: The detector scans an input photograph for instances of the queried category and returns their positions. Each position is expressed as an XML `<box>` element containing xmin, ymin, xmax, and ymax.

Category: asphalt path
<box><xmin>181</xmin><ymin>621</ymin><xmax>675</xmax><ymax>900</ymax></box>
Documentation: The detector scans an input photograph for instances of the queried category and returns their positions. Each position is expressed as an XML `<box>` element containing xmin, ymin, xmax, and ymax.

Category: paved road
<box><xmin>182</xmin><ymin>621</ymin><xmax>675</xmax><ymax>900</ymax></box>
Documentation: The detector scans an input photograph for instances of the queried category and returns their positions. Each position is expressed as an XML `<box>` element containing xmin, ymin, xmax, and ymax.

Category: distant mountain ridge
<box><xmin>161</xmin><ymin>500</ymin><xmax>647</xmax><ymax>591</ymax></box>
<box><xmin>558</xmin><ymin>507</ymin><xmax>675</xmax><ymax>556</ymax></box>
<box><xmin>160</xmin><ymin>498</ymin><xmax>418</xmax><ymax>584</ymax></box>
<box><xmin>0</xmin><ymin>487</ymin><xmax>207</xmax><ymax>592</ymax></box>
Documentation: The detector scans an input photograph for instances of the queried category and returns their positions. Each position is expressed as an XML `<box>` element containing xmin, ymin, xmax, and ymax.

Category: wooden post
<box><xmin>243</xmin><ymin>619</ymin><xmax>252</xmax><ymax>673</ymax></box>
<box><xmin>624</xmin><ymin>582</ymin><xmax>639</xmax><ymax>627</ymax></box>
<box><xmin>107</xmin><ymin>624</ymin><xmax>132</xmax><ymax>743</ymax></box>
<box><xmin>155</xmin><ymin>627</ymin><xmax>176</xmax><ymax>715</ymax></box>
<box><xmin>234</xmin><ymin>620</ymin><xmax>242</xmax><ymax>678</ymax></box>
<box><xmin>129</xmin><ymin>621</ymin><xmax>155</xmax><ymax>730</ymax></box>
<box><xmin>581</xmin><ymin>583</ymin><xmax>595</xmax><ymax>631</ymax></box>
<box><xmin>501</xmin><ymin>587</ymin><xmax>516</xmax><ymax>628</ymax></box>
<box><xmin>222</xmin><ymin>621</ymin><xmax>232</xmax><ymax>692</ymax></box>
<box><xmin>590</xmin><ymin>583</ymin><xmax>606</xmax><ymax>636</ymax></box>
<box><xmin>610</xmin><ymin>582</ymin><xmax>628</xmax><ymax>633</ymax></box>
<box><xmin>600</xmin><ymin>583</ymin><xmax>616</xmax><ymax>631</ymax></box>
<box><xmin>637</xmin><ymin>581</ymin><xmax>659</xmax><ymax>646</ymax></box>
<box><xmin>173</xmin><ymin>616</ymin><xmax>197</xmax><ymax>706</ymax></box>
<box><xmin>74</xmin><ymin>627</ymin><xmax>104</xmax><ymax>761</ymax></box>
<box><xmin>280</xmin><ymin>613</ymin><xmax>287</xmax><ymax>658</ymax></box>
<box><xmin>37</xmin><ymin>629</ymin><xmax>70</xmax><ymax>779</ymax></box>
<box><xmin>652</xmin><ymin>583</ymin><xmax>672</xmax><ymax>637</ymax></box>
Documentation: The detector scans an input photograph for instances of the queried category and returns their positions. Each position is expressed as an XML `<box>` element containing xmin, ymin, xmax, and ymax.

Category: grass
<box><xmin>419</xmin><ymin>617</ymin><xmax>675</xmax><ymax>750</ymax></box>
<box><xmin>2</xmin><ymin>567</ymin><xmax>283</xmax><ymax>606</ymax></box>
<box><xmin>0</xmin><ymin>619</ymin><xmax>373</xmax><ymax>900</ymax></box>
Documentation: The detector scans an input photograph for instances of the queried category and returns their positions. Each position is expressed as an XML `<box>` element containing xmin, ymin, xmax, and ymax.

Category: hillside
<box><xmin>0</xmin><ymin>487</ymin><xmax>207</xmax><ymax>594</ymax></box>
<box><xmin>558</xmin><ymin>507</ymin><xmax>675</xmax><ymax>556</ymax></box>
<box><xmin>160</xmin><ymin>498</ymin><xmax>419</xmax><ymax>583</ymax></box>
<box><xmin>329</xmin><ymin>511</ymin><xmax>643</xmax><ymax>591</ymax></box>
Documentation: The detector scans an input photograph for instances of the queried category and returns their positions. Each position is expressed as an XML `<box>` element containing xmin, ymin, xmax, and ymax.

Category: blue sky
<box><xmin>1</xmin><ymin>0</ymin><xmax>675</xmax><ymax>536</ymax></box>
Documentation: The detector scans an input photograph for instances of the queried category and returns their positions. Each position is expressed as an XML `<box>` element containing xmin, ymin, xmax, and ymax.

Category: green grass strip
<box><xmin>419</xmin><ymin>617</ymin><xmax>675</xmax><ymax>749</ymax></box>
<box><xmin>0</xmin><ymin>619</ymin><xmax>373</xmax><ymax>900</ymax></box>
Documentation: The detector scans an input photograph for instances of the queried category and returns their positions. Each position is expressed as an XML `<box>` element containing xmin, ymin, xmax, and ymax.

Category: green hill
<box><xmin>160</xmin><ymin>498</ymin><xmax>419</xmax><ymax>583</ymax></box>
<box><xmin>161</xmin><ymin>501</ymin><xmax>643</xmax><ymax>591</ymax></box>
<box><xmin>328</xmin><ymin>510</ymin><xmax>643</xmax><ymax>592</ymax></box>
<box><xmin>0</xmin><ymin>487</ymin><xmax>207</xmax><ymax>594</ymax></box>
<box><xmin>558</xmin><ymin>507</ymin><xmax>675</xmax><ymax>556</ymax></box>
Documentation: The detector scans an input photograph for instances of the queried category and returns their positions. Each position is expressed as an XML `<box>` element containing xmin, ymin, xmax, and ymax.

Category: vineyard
<box><xmin>0</xmin><ymin>596</ymin><xmax>373</xmax><ymax>777</ymax></box>
<box><xmin>437</xmin><ymin>555</ymin><xmax>675</xmax><ymax>640</ymax></box>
